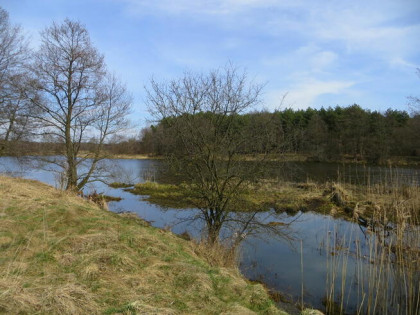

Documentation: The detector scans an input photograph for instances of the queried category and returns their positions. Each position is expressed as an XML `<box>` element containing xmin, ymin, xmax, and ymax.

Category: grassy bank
<box><xmin>0</xmin><ymin>176</ymin><xmax>287</xmax><ymax>314</ymax></box>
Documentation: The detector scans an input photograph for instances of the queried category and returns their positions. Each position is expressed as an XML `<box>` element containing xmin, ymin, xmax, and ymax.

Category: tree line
<box><xmin>5</xmin><ymin>103</ymin><xmax>419</xmax><ymax>166</ymax></box>
<box><xmin>137</xmin><ymin>104</ymin><xmax>420</xmax><ymax>164</ymax></box>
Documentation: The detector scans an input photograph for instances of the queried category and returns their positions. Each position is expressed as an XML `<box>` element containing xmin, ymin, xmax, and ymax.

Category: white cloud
<box><xmin>266</xmin><ymin>79</ymin><xmax>355</xmax><ymax>110</ymax></box>
<box><xmin>121</xmin><ymin>0</ymin><xmax>420</xmax><ymax>65</ymax></box>
<box><xmin>311</xmin><ymin>51</ymin><xmax>337</xmax><ymax>71</ymax></box>
<box><xmin>120</xmin><ymin>0</ymin><xmax>288</xmax><ymax>16</ymax></box>
<box><xmin>114</xmin><ymin>0</ymin><xmax>418</xmax><ymax>111</ymax></box>
<box><xmin>294</xmin><ymin>45</ymin><xmax>338</xmax><ymax>72</ymax></box>
<box><xmin>263</xmin><ymin>45</ymin><xmax>337</xmax><ymax>71</ymax></box>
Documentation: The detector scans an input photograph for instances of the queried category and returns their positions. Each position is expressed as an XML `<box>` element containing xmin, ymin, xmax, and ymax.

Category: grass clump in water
<box><xmin>108</xmin><ymin>182</ymin><xmax>133</xmax><ymax>188</ymax></box>
<box><xmin>128</xmin><ymin>180</ymin><xmax>338</xmax><ymax>215</ymax></box>
<box><xmin>127</xmin><ymin>181</ymin><xmax>199</xmax><ymax>208</ymax></box>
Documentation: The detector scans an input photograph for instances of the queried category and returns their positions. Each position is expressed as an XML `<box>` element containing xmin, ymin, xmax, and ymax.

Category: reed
<box><xmin>324</xmin><ymin>171</ymin><xmax>420</xmax><ymax>315</ymax></box>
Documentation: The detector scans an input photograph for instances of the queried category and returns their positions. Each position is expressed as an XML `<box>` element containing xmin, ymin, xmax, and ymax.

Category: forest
<box><xmin>5</xmin><ymin>104</ymin><xmax>420</xmax><ymax>166</ymax></box>
<box><xmin>118</xmin><ymin>104</ymin><xmax>420</xmax><ymax>165</ymax></box>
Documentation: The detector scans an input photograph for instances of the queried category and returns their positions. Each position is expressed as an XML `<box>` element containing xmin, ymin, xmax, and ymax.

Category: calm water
<box><xmin>1</xmin><ymin>157</ymin><xmax>418</xmax><ymax>312</ymax></box>
<box><xmin>242</xmin><ymin>160</ymin><xmax>420</xmax><ymax>186</ymax></box>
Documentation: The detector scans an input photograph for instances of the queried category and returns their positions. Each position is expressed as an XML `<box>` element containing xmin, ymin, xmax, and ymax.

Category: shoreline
<box><xmin>2</xmin><ymin>152</ymin><xmax>420</xmax><ymax>167</ymax></box>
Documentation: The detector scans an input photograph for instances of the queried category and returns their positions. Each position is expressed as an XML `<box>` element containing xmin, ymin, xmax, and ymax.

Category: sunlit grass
<box><xmin>0</xmin><ymin>176</ymin><xmax>285</xmax><ymax>314</ymax></box>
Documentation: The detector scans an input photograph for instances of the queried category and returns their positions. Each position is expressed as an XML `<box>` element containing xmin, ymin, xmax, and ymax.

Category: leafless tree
<box><xmin>146</xmin><ymin>65</ymin><xmax>285</xmax><ymax>243</ymax></box>
<box><xmin>408</xmin><ymin>69</ymin><xmax>420</xmax><ymax>114</ymax></box>
<box><xmin>0</xmin><ymin>7</ymin><xmax>32</xmax><ymax>154</ymax></box>
<box><xmin>408</xmin><ymin>69</ymin><xmax>420</xmax><ymax>154</ymax></box>
<box><xmin>28</xmin><ymin>19</ymin><xmax>131</xmax><ymax>191</ymax></box>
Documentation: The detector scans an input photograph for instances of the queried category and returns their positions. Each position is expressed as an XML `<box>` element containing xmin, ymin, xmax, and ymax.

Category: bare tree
<box><xmin>408</xmin><ymin>68</ymin><xmax>420</xmax><ymax>154</ymax></box>
<box><xmin>29</xmin><ymin>19</ymin><xmax>131</xmax><ymax>191</ymax></box>
<box><xmin>146</xmin><ymin>65</ymin><xmax>283</xmax><ymax>243</ymax></box>
<box><xmin>0</xmin><ymin>7</ymin><xmax>32</xmax><ymax>154</ymax></box>
<box><xmin>0</xmin><ymin>74</ymin><xmax>33</xmax><ymax>140</ymax></box>
<box><xmin>408</xmin><ymin>69</ymin><xmax>420</xmax><ymax>113</ymax></box>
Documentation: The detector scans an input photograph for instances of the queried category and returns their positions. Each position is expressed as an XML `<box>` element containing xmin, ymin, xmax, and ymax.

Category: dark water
<box><xmin>1</xmin><ymin>157</ymin><xmax>418</xmax><ymax>312</ymax></box>
<box><xmin>149</xmin><ymin>159</ymin><xmax>420</xmax><ymax>187</ymax></box>
<box><xmin>250</xmin><ymin>160</ymin><xmax>420</xmax><ymax>186</ymax></box>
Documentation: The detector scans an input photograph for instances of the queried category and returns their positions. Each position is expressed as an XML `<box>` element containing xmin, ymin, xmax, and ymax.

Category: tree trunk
<box><xmin>65</xmin><ymin>113</ymin><xmax>77</xmax><ymax>190</ymax></box>
<box><xmin>65</xmin><ymin>156</ymin><xmax>78</xmax><ymax>191</ymax></box>
<box><xmin>207</xmin><ymin>221</ymin><xmax>222</xmax><ymax>244</ymax></box>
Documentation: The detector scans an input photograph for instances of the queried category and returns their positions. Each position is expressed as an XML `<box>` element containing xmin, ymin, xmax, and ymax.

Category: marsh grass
<box><xmin>108</xmin><ymin>182</ymin><xmax>133</xmax><ymax>188</ymax></box>
<box><xmin>323</xmin><ymin>175</ymin><xmax>420</xmax><ymax>315</ymax></box>
<box><xmin>127</xmin><ymin>182</ymin><xmax>198</xmax><ymax>208</ymax></box>
<box><xmin>0</xmin><ymin>176</ymin><xmax>284</xmax><ymax>314</ymax></box>
<box><xmin>128</xmin><ymin>180</ymin><xmax>335</xmax><ymax>216</ymax></box>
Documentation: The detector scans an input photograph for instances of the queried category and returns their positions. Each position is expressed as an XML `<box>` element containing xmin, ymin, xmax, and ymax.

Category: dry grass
<box><xmin>324</xmin><ymin>180</ymin><xmax>420</xmax><ymax>315</ymax></box>
<box><xmin>104</xmin><ymin>153</ymin><xmax>163</xmax><ymax>160</ymax></box>
<box><xmin>0</xmin><ymin>176</ymin><xmax>286</xmax><ymax>315</ymax></box>
<box><xmin>128</xmin><ymin>179</ymin><xmax>335</xmax><ymax>215</ymax></box>
<box><xmin>192</xmin><ymin>240</ymin><xmax>239</xmax><ymax>269</ymax></box>
<box><xmin>128</xmin><ymin>182</ymin><xmax>198</xmax><ymax>209</ymax></box>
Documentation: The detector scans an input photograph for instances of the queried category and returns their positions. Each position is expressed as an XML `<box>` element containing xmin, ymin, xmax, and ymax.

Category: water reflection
<box><xmin>1</xmin><ymin>157</ymin><xmax>419</xmax><ymax>312</ymax></box>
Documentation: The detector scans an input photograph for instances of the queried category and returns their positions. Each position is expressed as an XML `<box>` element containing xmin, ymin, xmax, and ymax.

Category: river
<box><xmin>1</xmin><ymin>156</ymin><xmax>419</xmax><ymax>313</ymax></box>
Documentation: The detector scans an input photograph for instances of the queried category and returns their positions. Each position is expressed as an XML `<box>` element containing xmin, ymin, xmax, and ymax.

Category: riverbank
<box><xmin>123</xmin><ymin>178</ymin><xmax>420</xmax><ymax>314</ymax></box>
<box><xmin>0</xmin><ymin>176</ymin><xmax>288</xmax><ymax>314</ymax></box>
<box><xmin>3</xmin><ymin>150</ymin><xmax>420</xmax><ymax>167</ymax></box>
<box><xmin>106</xmin><ymin>152</ymin><xmax>420</xmax><ymax>167</ymax></box>
<box><xmin>103</xmin><ymin>152</ymin><xmax>420</xmax><ymax>166</ymax></box>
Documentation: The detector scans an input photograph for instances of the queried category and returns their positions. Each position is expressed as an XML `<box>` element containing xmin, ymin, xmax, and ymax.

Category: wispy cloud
<box><xmin>390</xmin><ymin>57</ymin><xmax>419</xmax><ymax>70</ymax></box>
<box><xmin>263</xmin><ymin>45</ymin><xmax>338</xmax><ymax>74</ymax></box>
<box><xmin>4</xmin><ymin>0</ymin><xmax>417</xmax><ymax>121</ymax></box>
<box><xmin>266</xmin><ymin>79</ymin><xmax>355</xmax><ymax>110</ymax></box>
<box><xmin>121</xmin><ymin>0</ymin><xmax>420</xmax><ymax>66</ymax></box>
<box><xmin>120</xmin><ymin>0</ymin><xmax>284</xmax><ymax>16</ymax></box>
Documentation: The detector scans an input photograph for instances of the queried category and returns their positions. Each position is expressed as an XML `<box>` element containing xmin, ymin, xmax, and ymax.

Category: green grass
<box><xmin>127</xmin><ymin>180</ymin><xmax>338</xmax><ymax>216</ymax></box>
<box><xmin>128</xmin><ymin>179</ymin><xmax>420</xmax><ymax>228</ymax></box>
<box><xmin>127</xmin><ymin>182</ymin><xmax>198</xmax><ymax>208</ymax></box>
<box><xmin>0</xmin><ymin>175</ymin><xmax>286</xmax><ymax>314</ymax></box>
<box><xmin>108</xmin><ymin>182</ymin><xmax>133</xmax><ymax>188</ymax></box>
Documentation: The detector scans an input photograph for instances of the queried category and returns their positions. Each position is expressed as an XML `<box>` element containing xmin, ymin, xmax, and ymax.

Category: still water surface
<box><xmin>1</xmin><ymin>157</ymin><xmax>418</xmax><ymax>312</ymax></box>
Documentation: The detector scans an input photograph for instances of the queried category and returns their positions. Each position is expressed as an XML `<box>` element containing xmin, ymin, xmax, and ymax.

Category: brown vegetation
<box><xmin>0</xmin><ymin>176</ymin><xmax>286</xmax><ymax>314</ymax></box>
<box><xmin>324</xmin><ymin>180</ymin><xmax>420</xmax><ymax>315</ymax></box>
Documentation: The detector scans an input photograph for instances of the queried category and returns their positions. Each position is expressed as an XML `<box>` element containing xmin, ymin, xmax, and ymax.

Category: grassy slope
<box><xmin>0</xmin><ymin>176</ymin><xmax>286</xmax><ymax>315</ymax></box>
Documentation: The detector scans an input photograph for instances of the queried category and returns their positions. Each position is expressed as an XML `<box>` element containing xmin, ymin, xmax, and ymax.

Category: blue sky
<box><xmin>1</xmin><ymin>0</ymin><xmax>419</xmax><ymax>130</ymax></box>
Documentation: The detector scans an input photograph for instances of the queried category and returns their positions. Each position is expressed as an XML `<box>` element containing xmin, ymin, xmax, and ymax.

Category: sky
<box><xmin>1</xmin><ymin>0</ymin><xmax>419</xmax><ymax>131</ymax></box>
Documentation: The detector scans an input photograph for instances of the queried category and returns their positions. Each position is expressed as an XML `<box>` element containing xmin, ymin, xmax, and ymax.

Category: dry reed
<box><xmin>324</xmin><ymin>171</ymin><xmax>420</xmax><ymax>315</ymax></box>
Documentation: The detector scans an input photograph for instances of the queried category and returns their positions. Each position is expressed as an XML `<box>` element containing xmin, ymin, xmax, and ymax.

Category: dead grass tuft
<box><xmin>0</xmin><ymin>236</ymin><xmax>13</xmax><ymax>248</ymax></box>
<box><xmin>192</xmin><ymin>239</ymin><xmax>239</xmax><ymax>269</ymax></box>
<box><xmin>127</xmin><ymin>301</ymin><xmax>177</xmax><ymax>314</ymax></box>
<box><xmin>42</xmin><ymin>283</ymin><xmax>99</xmax><ymax>315</ymax></box>
<box><xmin>81</xmin><ymin>263</ymin><xmax>100</xmax><ymax>280</ymax></box>
<box><xmin>0</xmin><ymin>278</ymin><xmax>41</xmax><ymax>313</ymax></box>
